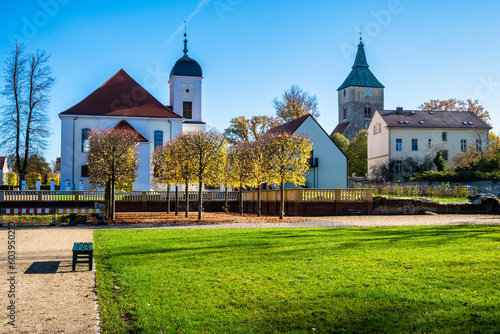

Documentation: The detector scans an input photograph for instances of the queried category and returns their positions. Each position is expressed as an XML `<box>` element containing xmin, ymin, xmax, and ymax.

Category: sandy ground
<box><xmin>0</xmin><ymin>227</ymin><xmax>95</xmax><ymax>334</ymax></box>
<box><xmin>0</xmin><ymin>213</ymin><xmax>499</xmax><ymax>333</ymax></box>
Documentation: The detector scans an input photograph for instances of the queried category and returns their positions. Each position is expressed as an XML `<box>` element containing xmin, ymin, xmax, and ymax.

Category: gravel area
<box><xmin>0</xmin><ymin>214</ymin><xmax>498</xmax><ymax>333</ymax></box>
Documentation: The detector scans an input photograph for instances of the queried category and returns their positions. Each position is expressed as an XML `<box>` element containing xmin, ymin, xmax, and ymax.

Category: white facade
<box><xmin>368</xmin><ymin>110</ymin><xmax>490</xmax><ymax>180</ymax></box>
<box><xmin>0</xmin><ymin>157</ymin><xmax>9</xmax><ymax>185</ymax></box>
<box><xmin>281</xmin><ymin>116</ymin><xmax>348</xmax><ymax>189</ymax></box>
<box><xmin>60</xmin><ymin>115</ymin><xmax>184</xmax><ymax>190</ymax></box>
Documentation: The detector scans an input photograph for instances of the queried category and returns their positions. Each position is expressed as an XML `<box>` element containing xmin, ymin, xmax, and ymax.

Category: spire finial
<box><xmin>183</xmin><ymin>21</ymin><xmax>188</xmax><ymax>56</ymax></box>
<box><xmin>359</xmin><ymin>26</ymin><xmax>362</xmax><ymax>41</ymax></box>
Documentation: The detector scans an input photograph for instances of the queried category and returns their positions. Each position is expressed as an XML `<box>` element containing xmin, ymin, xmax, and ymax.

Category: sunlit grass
<box><xmin>94</xmin><ymin>225</ymin><xmax>500</xmax><ymax>333</ymax></box>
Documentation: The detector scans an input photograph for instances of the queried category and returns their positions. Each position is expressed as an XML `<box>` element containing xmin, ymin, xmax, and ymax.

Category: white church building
<box><xmin>59</xmin><ymin>37</ymin><xmax>205</xmax><ymax>191</ymax></box>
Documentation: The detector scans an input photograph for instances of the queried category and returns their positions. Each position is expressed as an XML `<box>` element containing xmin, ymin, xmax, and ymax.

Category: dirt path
<box><xmin>0</xmin><ymin>227</ymin><xmax>95</xmax><ymax>334</ymax></box>
<box><xmin>0</xmin><ymin>213</ymin><xmax>498</xmax><ymax>333</ymax></box>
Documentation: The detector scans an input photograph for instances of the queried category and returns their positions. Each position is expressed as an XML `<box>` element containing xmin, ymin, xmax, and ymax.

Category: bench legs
<box><xmin>72</xmin><ymin>250</ymin><xmax>93</xmax><ymax>271</ymax></box>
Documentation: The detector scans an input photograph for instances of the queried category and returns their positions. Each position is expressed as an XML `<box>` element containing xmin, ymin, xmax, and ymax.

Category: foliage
<box><xmin>87</xmin><ymin>128</ymin><xmax>139</xmax><ymax>219</ymax></box>
<box><xmin>264</xmin><ymin>132</ymin><xmax>312</xmax><ymax>219</ymax></box>
<box><xmin>346</xmin><ymin>130</ymin><xmax>367</xmax><ymax>176</ymax></box>
<box><xmin>94</xmin><ymin>226</ymin><xmax>500</xmax><ymax>334</ymax></box>
<box><xmin>8</xmin><ymin>153</ymin><xmax>51</xmax><ymax>182</ymax></box>
<box><xmin>46</xmin><ymin>172</ymin><xmax>60</xmax><ymax>186</ymax></box>
<box><xmin>224</xmin><ymin>115</ymin><xmax>279</xmax><ymax>145</ymax></box>
<box><xmin>419</xmin><ymin>98</ymin><xmax>490</xmax><ymax>124</ymax></box>
<box><xmin>4</xmin><ymin>172</ymin><xmax>18</xmax><ymax>186</ymax></box>
<box><xmin>247</xmin><ymin>140</ymin><xmax>271</xmax><ymax>216</ymax></box>
<box><xmin>227</xmin><ymin>142</ymin><xmax>253</xmax><ymax>214</ymax></box>
<box><xmin>176</xmin><ymin>131</ymin><xmax>227</xmax><ymax>220</ymax></box>
<box><xmin>26</xmin><ymin>172</ymin><xmax>41</xmax><ymax>186</ymax></box>
<box><xmin>0</xmin><ymin>42</ymin><xmax>55</xmax><ymax>185</ymax></box>
<box><xmin>152</xmin><ymin>140</ymin><xmax>182</xmax><ymax>187</ymax></box>
<box><xmin>330</xmin><ymin>132</ymin><xmax>349</xmax><ymax>152</ymax></box>
<box><xmin>488</xmin><ymin>132</ymin><xmax>500</xmax><ymax>150</ymax></box>
<box><xmin>273</xmin><ymin>84</ymin><xmax>319</xmax><ymax>123</ymax></box>
<box><xmin>433</xmin><ymin>150</ymin><xmax>447</xmax><ymax>171</ymax></box>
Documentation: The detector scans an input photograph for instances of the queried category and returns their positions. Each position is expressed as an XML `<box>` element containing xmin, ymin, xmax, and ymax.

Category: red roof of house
<box><xmin>112</xmin><ymin>120</ymin><xmax>149</xmax><ymax>142</ymax></box>
<box><xmin>266</xmin><ymin>115</ymin><xmax>310</xmax><ymax>135</ymax></box>
<box><xmin>60</xmin><ymin>69</ymin><xmax>181</xmax><ymax>118</ymax></box>
<box><xmin>331</xmin><ymin>122</ymin><xmax>351</xmax><ymax>136</ymax></box>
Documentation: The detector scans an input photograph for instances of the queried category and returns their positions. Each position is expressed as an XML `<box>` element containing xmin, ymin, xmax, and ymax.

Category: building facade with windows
<box><xmin>59</xmin><ymin>38</ymin><xmax>205</xmax><ymax>190</ymax></box>
<box><xmin>367</xmin><ymin>109</ymin><xmax>491</xmax><ymax>181</ymax></box>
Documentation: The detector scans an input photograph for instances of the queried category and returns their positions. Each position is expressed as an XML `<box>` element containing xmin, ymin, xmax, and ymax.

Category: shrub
<box><xmin>46</xmin><ymin>172</ymin><xmax>60</xmax><ymax>186</ymax></box>
<box><xmin>26</xmin><ymin>172</ymin><xmax>41</xmax><ymax>186</ymax></box>
<box><xmin>5</xmin><ymin>172</ymin><xmax>18</xmax><ymax>186</ymax></box>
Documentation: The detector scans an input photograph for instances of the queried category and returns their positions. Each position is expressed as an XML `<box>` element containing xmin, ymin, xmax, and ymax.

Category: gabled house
<box><xmin>367</xmin><ymin>108</ymin><xmax>491</xmax><ymax>181</ymax></box>
<box><xmin>267</xmin><ymin>115</ymin><xmax>348</xmax><ymax>189</ymax></box>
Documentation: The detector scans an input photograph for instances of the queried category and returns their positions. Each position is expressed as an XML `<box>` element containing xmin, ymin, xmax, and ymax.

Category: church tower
<box><xmin>169</xmin><ymin>32</ymin><xmax>205</xmax><ymax>132</ymax></box>
<box><xmin>333</xmin><ymin>38</ymin><xmax>384</xmax><ymax>141</ymax></box>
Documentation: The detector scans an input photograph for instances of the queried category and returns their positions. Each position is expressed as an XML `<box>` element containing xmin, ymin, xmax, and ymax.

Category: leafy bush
<box><xmin>26</xmin><ymin>172</ymin><xmax>41</xmax><ymax>186</ymax></box>
<box><xmin>46</xmin><ymin>172</ymin><xmax>60</xmax><ymax>186</ymax></box>
<box><xmin>5</xmin><ymin>172</ymin><xmax>18</xmax><ymax>186</ymax></box>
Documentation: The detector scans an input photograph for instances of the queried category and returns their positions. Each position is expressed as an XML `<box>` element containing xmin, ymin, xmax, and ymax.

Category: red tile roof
<box><xmin>112</xmin><ymin>120</ymin><xmax>149</xmax><ymax>142</ymax></box>
<box><xmin>266</xmin><ymin>115</ymin><xmax>309</xmax><ymax>135</ymax></box>
<box><xmin>331</xmin><ymin>122</ymin><xmax>351</xmax><ymax>136</ymax></box>
<box><xmin>60</xmin><ymin>69</ymin><xmax>181</xmax><ymax>118</ymax></box>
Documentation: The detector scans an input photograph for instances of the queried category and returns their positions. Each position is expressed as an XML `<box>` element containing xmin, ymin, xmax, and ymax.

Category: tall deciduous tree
<box><xmin>273</xmin><ymin>84</ymin><xmax>319</xmax><ymax>123</ymax></box>
<box><xmin>224</xmin><ymin>115</ymin><xmax>279</xmax><ymax>145</ymax></box>
<box><xmin>177</xmin><ymin>131</ymin><xmax>227</xmax><ymax>220</ymax></box>
<box><xmin>87</xmin><ymin>128</ymin><xmax>139</xmax><ymax>220</ymax></box>
<box><xmin>419</xmin><ymin>98</ymin><xmax>490</xmax><ymax>124</ymax></box>
<box><xmin>0</xmin><ymin>42</ymin><xmax>55</xmax><ymax>185</ymax></box>
<box><xmin>330</xmin><ymin>133</ymin><xmax>350</xmax><ymax>152</ymax></box>
<box><xmin>346</xmin><ymin>130</ymin><xmax>367</xmax><ymax>177</ymax></box>
<box><xmin>152</xmin><ymin>140</ymin><xmax>182</xmax><ymax>214</ymax></box>
<box><xmin>264</xmin><ymin>133</ymin><xmax>312</xmax><ymax>219</ymax></box>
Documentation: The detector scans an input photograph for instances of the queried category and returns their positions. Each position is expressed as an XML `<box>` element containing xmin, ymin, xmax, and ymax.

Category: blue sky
<box><xmin>1</xmin><ymin>0</ymin><xmax>499</xmax><ymax>164</ymax></box>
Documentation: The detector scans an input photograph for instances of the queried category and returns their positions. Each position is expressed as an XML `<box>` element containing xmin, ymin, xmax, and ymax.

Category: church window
<box><xmin>183</xmin><ymin>101</ymin><xmax>193</xmax><ymax>119</ymax></box>
<box><xmin>81</xmin><ymin>165</ymin><xmax>89</xmax><ymax>177</ymax></box>
<box><xmin>364</xmin><ymin>105</ymin><xmax>372</xmax><ymax>118</ymax></box>
<box><xmin>343</xmin><ymin>106</ymin><xmax>347</xmax><ymax>120</ymax></box>
<box><xmin>82</xmin><ymin>128</ymin><xmax>90</xmax><ymax>152</ymax></box>
<box><xmin>343</xmin><ymin>90</ymin><xmax>346</xmax><ymax>97</ymax></box>
<box><xmin>154</xmin><ymin>131</ymin><xmax>163</xmax><ymax>150</ymax></box>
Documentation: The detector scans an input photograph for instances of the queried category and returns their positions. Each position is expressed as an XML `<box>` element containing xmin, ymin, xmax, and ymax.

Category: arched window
<box><xmin>82</xmin><ymin>128</ymin><xmax>90</xmax><ymax>152</ymax></box>
<box><xmin>343</xmin><ymin>106</ymin><xmax>347</xmax><ymax>120</ymax></box>
<box><xmin>154</xmin><ymin>130</ymin><xmax>163</xmax><ymax>150</ymax></box>
<box><xmin>364</xmin><ymin>105</ymin><xmax>372</xmax><ymax>118</ymax></box>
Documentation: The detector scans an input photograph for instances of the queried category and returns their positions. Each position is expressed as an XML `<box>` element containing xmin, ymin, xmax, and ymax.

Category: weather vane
<box><xmin>359</xmin><ymin>27</ymin><xmax>362</xmax><ymax>41</ymax></box>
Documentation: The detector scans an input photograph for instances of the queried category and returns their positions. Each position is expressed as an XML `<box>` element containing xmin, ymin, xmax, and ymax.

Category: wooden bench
<box><xmin>72</xmin><ymin>242</ymin><xmax>94</xmax><ymax>271</ymax></box>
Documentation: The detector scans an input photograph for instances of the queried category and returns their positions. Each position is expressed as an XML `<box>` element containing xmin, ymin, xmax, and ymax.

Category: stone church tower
<box><xmin>332</xmin><ymin>39</ymin><xmax>384</xmax><ymax>141</ymax></box>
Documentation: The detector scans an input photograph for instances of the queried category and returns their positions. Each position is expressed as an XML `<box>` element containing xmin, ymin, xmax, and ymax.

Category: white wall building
<box><xmin>267</xmin><ymin>115</ymin><xmax>348</xmax><ymax>189</ymax></box>
<box><xmin>368</xmin><ymin>109</ymin><xmax>491</xmax><ymax>181</ymax></box>
<box><xmin>59</xmin><ymin>38</ymin><xmax>205</xmax><ymax>190</ymax></box>
<box><xmin>0</xmin><ymin>157</ymin><xmax>9</xmax><ymax>184</ymax></box>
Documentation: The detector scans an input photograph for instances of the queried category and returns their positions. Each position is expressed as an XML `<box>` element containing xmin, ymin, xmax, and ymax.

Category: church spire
<box><xmin>183</xmin><ymin>21</ymin><xmax>188</xmax><ymax>56</ymax></box>
<box><xmin>352</xmin><ymin>39</ymin><xmax>368</xmax><ymax>68</ymax></box>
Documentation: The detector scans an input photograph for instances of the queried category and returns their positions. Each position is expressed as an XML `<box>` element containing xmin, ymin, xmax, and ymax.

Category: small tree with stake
<box><xmin>87</xmin><ymin>128</ymin><xmax>138</xmax><ymax>220</ymax></box>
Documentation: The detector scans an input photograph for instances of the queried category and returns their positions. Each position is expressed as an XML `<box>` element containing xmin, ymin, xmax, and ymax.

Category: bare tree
<box><xmin>273</xmin><ymin>84</ymin><xmax>319</xmax><ymax>123</ymax></box>
<box><xmin>0</xmin><ymin>43</ymin><xmax>55</xmax><ymax>182</ymax></box>
<box><xmin>0</xmin><ymin>43</ymin><xmax>54</xmax><ymax>185</ymax></box>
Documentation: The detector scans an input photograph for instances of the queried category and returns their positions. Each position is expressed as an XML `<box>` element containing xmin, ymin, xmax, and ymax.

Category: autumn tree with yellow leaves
<box><xmin>264</xmin><ymin>132</ymin><xmax>312</xmax><ymax>219</ymax></box>
<box><xmin>87</xmin><ymin>128</ymin><xmax>139</xmax><ymax>220</ymax></box>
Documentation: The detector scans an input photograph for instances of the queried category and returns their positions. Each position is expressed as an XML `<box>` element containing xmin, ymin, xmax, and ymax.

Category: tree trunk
<box><xmin>280</xmin><ymin>180</ymin><xmax>285</xmax><ymax>219</ymax></box>
<box><xmin>110</xmin><ymin>179</ymin><xmax>116</xmax><ymax>221</ymax></box>
<box><xmin>239</xmin><ymin>186</ymin><xmax>243</xmax><ymax>215</ymax></box>
<box><xmin>224</xmin><ymin>186</ymin><xmax>228</xmax><ymax>213</ymax></box>
<box><xmin>257</xmin><ymin>185</ymin><xmax>262</xmax><ymax>217</ymax></box>
<box><xmin>198</xmin><ymin>181</ymin><xmax>203</xmax><ymax>220</ymax></box>
<box><xmin>175</xmin><ymin>185</ymin><xmax>179</xmax><ymax>216</ymax></box>
<box><xmin>104</xmin><ymin>180</ymin><xmax>110</xmax><ymax>219</ymax></box>
<box><xmin>185</xmin><ymin>181</ymin><xmax>189</xmax><ymax>218</ymax></box>
<box><xmin>166</xmin><ymin>184</ymin><xmax>171</xmax><ymax>214</ymax></box>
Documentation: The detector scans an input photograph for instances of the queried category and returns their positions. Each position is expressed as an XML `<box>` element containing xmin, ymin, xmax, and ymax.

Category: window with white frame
<box><xmin>461</xmin><ymin>139</ymin><xmax>467</xmax><ymax>152</ymax></box>
<box><xmin>412</xmin><ymin>139</ymin><xmax>418</xmax><ymax>151</ymax></box>
<box><xmin>476</xmin><ymin>139</ymin><xmax>482</xmax><ymax>152</ymax></box>
<box><xmin>396</xmin><ymin>138</ymin><xmax>402</xmax><ymax>151</ymax></box>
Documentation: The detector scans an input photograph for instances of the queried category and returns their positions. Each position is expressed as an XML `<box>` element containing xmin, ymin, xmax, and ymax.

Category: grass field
<box><xmin>94</xmin><ymin>225</ymin><xmax>500</xmax><ymax>333</ymax></box>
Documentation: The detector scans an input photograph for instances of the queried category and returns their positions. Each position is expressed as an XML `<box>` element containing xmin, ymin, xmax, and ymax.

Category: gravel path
<box><xmin>1</xmin><ymin>214</ymin><xmax>499</xmax><ymax>333</ymax></box>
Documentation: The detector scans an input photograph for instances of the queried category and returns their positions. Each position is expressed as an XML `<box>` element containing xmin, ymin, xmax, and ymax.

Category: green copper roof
<box><xmin>337</xmin><ymin>41</ymin><xmax>384</xmax><ymax>91</ymax></box>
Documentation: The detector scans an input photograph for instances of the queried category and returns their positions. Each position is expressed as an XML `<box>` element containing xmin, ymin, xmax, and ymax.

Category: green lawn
<box><xmin>94</xmin><ymin>226</ymin><xmax>500</xmax><ymax>333</ymax></box>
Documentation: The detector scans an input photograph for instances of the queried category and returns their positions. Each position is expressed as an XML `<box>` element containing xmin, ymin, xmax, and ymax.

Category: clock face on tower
<box><xmin>365</xmin><ymin>88</ymin><xmax>372</xmax><ymax>96</ymax></box>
